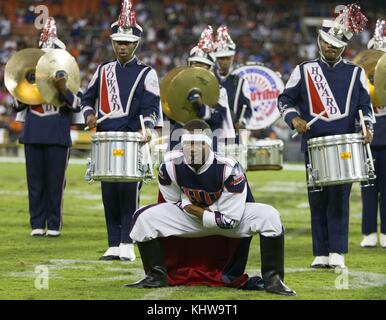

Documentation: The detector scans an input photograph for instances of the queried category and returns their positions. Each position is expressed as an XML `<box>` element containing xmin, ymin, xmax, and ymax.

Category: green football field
<box><xmin>0</xmin><ymin>160</ymin><xmax>385</xmax><ymax>300</ymax></box>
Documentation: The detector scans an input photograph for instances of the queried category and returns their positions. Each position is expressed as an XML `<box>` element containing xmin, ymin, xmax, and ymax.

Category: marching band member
<box><xmin>13</xmin><ymin>17</ymin><xmax>83</xmax><ymax>237</ymax></box>
<box><xmin>81</xmin><ymin>0</ymin><xmax>161</xmax><ymax>261</ymax></box>
<box><xmin>360</xmin><ymin>19</ymin><xmax>386</xmax><ymax>248</ymax></box>
<box><xmin>277</xmin><ymin>4</ymin><xmax>374</xmax><ymax>268</ymax></box>
<box><xmin>213</xmin><ymin>25</ymin><xmax>252</xmax><ymax>131</ymax></box>
<box><xmin>126</xmin><ymin>119</ymin><xmax>296</xmax><ymax>296</ymax></box>
<box><xmin>169</xmin><ymin>26</ymin><xmax>235</xmax><ymax>150</ymax></box>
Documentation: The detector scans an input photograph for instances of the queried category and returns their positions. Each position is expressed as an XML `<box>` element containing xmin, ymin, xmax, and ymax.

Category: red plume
<box><xmin>39</xmin><ymin>17</ymin><xmax>57</xmax><ymax>47</ymax></box>
<box><xmin>343</xmin><ymin>3</ymin><xmax>367</xmax><ymax>34</ymax></box>
<box><xmin>197</xmin><ymin>25</ymin><xmax>215</xmax><ymax>53</ymax></box>
<box><xmin>118</xmin><ymin>0</ymin><xmax>137</xmax><ymax>28</ymax></box>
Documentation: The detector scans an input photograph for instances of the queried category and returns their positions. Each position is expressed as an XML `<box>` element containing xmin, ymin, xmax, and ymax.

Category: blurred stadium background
<box><xmin>0</xmin><ymin>0</ymin><xmax>385</xmax><ymax>160</ymax></box>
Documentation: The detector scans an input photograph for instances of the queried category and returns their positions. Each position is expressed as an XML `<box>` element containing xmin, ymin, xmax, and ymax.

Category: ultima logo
<box><xmin>232</xmin><ymin>64</ymin><xmax>283</xmax><ymax>130</ymax></box>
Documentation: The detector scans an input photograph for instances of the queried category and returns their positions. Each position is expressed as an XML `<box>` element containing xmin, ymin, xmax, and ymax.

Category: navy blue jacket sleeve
<box><xmin>141</xmin><ymin>68</ymin><xmax>161</xmax><ymax>129</ymax></box>
<box><xmin>355</xmin><ymin>67</ymin><xmax>375</xmax><ymax>130</ymax></box>
<box><xmin>277</xmin><ymin>65</ymin><xmax>302</xmax><ymax>130</ymax></box>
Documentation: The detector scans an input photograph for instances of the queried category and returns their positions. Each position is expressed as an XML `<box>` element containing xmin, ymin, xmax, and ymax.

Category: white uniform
<box><xmin>130</xmin><ymin>150</ymin><xmax>282</xmax><ymax>242</ymax></box>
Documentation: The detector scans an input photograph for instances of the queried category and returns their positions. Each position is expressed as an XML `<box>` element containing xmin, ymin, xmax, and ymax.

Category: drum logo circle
<box><xmin>233</xmin><ymin>65</ymin><xmax>284</xmax><ymax>130</ymax></box>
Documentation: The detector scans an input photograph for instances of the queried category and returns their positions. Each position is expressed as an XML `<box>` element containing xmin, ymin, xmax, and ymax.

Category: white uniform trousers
<box><xmin>130</xmin><ymin>202</ymin><xmax>283</xmax><ymax>242</ymax></box>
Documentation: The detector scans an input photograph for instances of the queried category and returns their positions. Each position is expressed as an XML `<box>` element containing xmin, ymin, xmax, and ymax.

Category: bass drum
<box><xmin>232</xmin><ymin>63</ymin><xmax>284</xmax><ymax>130</ymax></box>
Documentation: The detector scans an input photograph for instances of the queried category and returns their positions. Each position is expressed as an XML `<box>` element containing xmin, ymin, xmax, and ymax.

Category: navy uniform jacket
<box><xmin>81</xmin><ymin>56</ymin><xmax>161</xmax><ymax>131</ymax></box>
<box><xmin>15</xmin><ymin>89</ymin><xmax>82</xmax><ymax>147</ymax></box>
<box><xmin>372</xmin><ymin>106</ymin><xmax>386</xmax><ymax>147</ymax></box>
<box><xmin>214</xmin><ymin>69</ymin><xmax>252</xmax><ymax>124</ymax></box>
<box><xmin>277</xmin><ymin>57</ymin><xmax>374</xmax><ymax>152</ymax></box>
<box><xmin>158</xmin><ymin>150</ymin><xmax>246</xmax><ymax>229</ymax></box>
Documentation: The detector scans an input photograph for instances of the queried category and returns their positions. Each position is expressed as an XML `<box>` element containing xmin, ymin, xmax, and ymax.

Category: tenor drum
<box><xmin>307</xmin><ymin>133</ymin><xmax>373</xmax><ymax>187</ymax></box>
<box><xmin>89</xmin><ymin>132</ymin><xmax>148</xmax><ymax>182</ymax></box>
<box><xmin>247</xmin><ymin>139</ymin><xmax>283</xmax><ymax>171</ymax></box>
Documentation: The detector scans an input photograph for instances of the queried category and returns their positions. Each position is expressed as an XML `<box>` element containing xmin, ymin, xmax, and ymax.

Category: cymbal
<box><xmin>161</xmin><ymin>66</ymin><xmax>219</xmax><ymax>123</ymax></box>
<box><xmin>4</xmin><ymin>48</ymin><xmax>46</xmax><ymax>105</ymax></box>
<box><xmin>35</xmin><ymin>49</ymin><xmax>80</xmax><ymax>107</ymax></box>
<box><xmin>374</xmin><ymin>53</ymin><xmax>386</xmax><ymax>106</ymax></box>
<box><xmin>352</xmin><ymin>49</ymin><xmax>384</xmax><ymax>81</ymax></box>
<box><xmin>160</xmin><ymin>66</ymin><xmax>186</xmax><ymax>120</ymax></box>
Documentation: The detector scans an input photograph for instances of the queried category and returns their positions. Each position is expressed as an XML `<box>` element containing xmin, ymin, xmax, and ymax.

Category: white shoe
<box><xmin>100</xmin><ymin>247</ymin><xmax>120</xmax><ymax>260</ymax></box>
<box><xmin>310</xmin><ymin>256</ymin><xmax>329</xmax><ymax>268</ymax></box>
<box><xmin>380</xmin><ymin>233</ymin><xmax>386</xmax><ymax>248</ymax></box>
<box><xmin>30</xmin><ymin>229</ymin><xmax>45</xmax><ymax>236</ymax></box>
<box><xmin>360</xmin><ymin>233</ymin><xmax>377</xmax><ymax>247</ymax></box>
<box><xmin>119</xmin><ymin>243</ymin><xmax>136</xmax><ymax>261</ymax></box>
<box><xmin>329</xmin><ymin>253</ymin><xmax>345</xmax><ymax>268</ymax></box>
<box><xmin>46</xmin><ymin>230</ymin><xmax>61</xmax><ymax>237</ymax></box>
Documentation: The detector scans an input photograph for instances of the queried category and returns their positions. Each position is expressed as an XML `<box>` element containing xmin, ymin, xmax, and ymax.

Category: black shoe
<box><xmin>99</xmin><ymin>255</ymin><xmax>120</xmax><ymax>261</ymax></box>
<box><xmin>240</xmin><ymin>276</ymin><xmax>265</xmax><ymax>291</ymax></box>
<box><xmin>264</xmin><ymin>274</ymin><xmax>297</xmax><ymax>296</ymax></box>
<box><xmin>310</xmin><ymin>263</ymin><xmax>330</xmax><ymax>269</ymax></box>
<box><xmin>124</xmin><ymin>266</ymin><xmax>168</xmax><ymax>289</ymax></box>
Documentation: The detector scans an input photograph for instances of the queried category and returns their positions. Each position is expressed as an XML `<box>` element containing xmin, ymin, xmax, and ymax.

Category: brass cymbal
<box><xmin>4</xmin><ymin>48</ymin><xmax>46</xmax><ymax>105</ymax></box>
<box><xmin>161</xmin><ymin>66</ymin><xmax>219</xmax><ymax>123</ymax></box>
<box><xmin>352</xmin><ymin>49</ymin><xmax>384</xmax><ymax>81</ymax></box>
<box><xmin>374</xmin><ymin>53</ymin><xmax>386</xmax><ymax>106</ymax></box>
<box><xmin>160</xmin><ymin>66</ymin><xmax>186</xmax><ymax>120</ymax></box>
<box><xmin>35</xmin><ymin>49</ymin><xmax>80</xmax><ymax>107</ymax></box>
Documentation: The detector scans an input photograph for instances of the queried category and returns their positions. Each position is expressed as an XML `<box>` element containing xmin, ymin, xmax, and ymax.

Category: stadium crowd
<box><xmin>0</xmin><ymin>0</ymin><xmax>384</xmax><ymax>143</ymax></box>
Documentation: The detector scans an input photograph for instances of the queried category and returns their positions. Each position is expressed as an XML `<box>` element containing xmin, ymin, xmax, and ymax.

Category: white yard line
<box><xmin>140</xmin><ymin>286</ymin><xmax>181</xmax><ymax>300</ymax></box>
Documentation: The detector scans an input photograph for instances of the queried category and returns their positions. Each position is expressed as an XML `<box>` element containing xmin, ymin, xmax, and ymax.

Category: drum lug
<box><xmin>84</xmin><ymin>157</ymin><xmax>94</xmax><ymax>184</ymax></box>
<box><xmin>307</xmin><ymin>164</ymin><xmax>322</xmax><ymax>192</ymax></box>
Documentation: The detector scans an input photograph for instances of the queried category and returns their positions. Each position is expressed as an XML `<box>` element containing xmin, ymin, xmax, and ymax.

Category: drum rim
<box><xmin>307</xmin><ymin>133</ymin><xmax>363</xmax><ymax>146</ymax></box>
<box><xmin>247</xmin><ymin>139</ymin><xmax>284</xmax><ymax>148</ymax></box>
<box><xmin>92</xmin><ymin>131</ymin><xmax>144</xmax><ymax>141</ymax></box>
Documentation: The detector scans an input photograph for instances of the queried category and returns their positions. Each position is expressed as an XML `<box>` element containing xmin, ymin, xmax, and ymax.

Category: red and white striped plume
<box><xmin>39</xmin><ymin>17</ymin><xmax>57</xmax><ymax>48</ymax></box>
<box><xmin>197</xmin><ymin>25</ymin><xmax>215</xmax><ymax>53</ymax></box>
<box><xmin>118</xmin><ymin>0</ymin><xmax>137</xmax><ymax>29</ymax></box>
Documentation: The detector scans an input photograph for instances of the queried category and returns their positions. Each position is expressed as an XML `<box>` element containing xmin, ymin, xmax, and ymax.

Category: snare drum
<box><xmin>153</xmin><ymin>143</ymin><xmax>168</xmax><ymax>168</ymax></box>
<box><xmin>247</xmin><ymin>139</ymin><xmax>283</xmax><ymax>171</ymax></box>
<box><xmin>217</xmin><ymin>143</ymin><xmax>248</xmax><ymax>170</ymax></box>
<box><xmin>89</xmin><ymin>132</ymin><xmax>149</xmax><ymax>182</ymax></box>
<box><xmin>307</xmin><ymin>133</ymin><xmax>372</xmax><ymax>187</ymax></box>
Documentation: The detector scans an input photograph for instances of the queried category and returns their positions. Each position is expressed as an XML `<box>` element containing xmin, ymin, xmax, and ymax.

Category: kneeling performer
<box><xmin>126</xmin><ymin>119</ymin><xmax>295</xmax><ymax>296</ymax></box>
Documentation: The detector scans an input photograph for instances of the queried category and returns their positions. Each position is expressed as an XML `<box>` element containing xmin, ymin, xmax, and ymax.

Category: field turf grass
<box><xmin>0</xmin><ymin>161</ymin><xmax>385</xmax><ymax>300</ymax></box>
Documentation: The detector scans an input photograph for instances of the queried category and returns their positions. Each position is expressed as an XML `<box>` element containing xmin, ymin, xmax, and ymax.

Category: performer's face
<box><xmin>112</xmin><ymin>41</ymin><xmax>138</xmax><ymax>63</ymax></box>
<box><xmin>319</xmin><ymin>38</ymin><xmax>343</xmax><ymax>61</ymax></box>
<box><xmin>182</xmin><ymin>141</ymin><xmax>210</xmax><ymax>167</ymax></box>
<box><xmin>216</xmin><ymin>56</ymin><xmax>233</xmax><ymax>73</ymax></box>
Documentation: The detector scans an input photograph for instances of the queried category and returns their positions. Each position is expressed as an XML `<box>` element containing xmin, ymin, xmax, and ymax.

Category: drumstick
<box><xmin>84</xmin><ymin>110</ymin><xmax>116</xmax><ymax>131</ymax></box>
<box><xmin>291</xmin><ymin>110</ymin><xmax>327</xmax><ymax>139</ymax></box>
<box><xmin>358</xmin><ymin>109</ymin><xmax>375</xmax><ymax>172</ymax></box>
<box><xmin>139</xmin><ymin>115</ymin><xmax>154</xmax><ymax>178</ymax></box>
<box><xmin>238</xmin><ymin>104</ymin><xmax>247</xmax><ymax>125</ymax></box>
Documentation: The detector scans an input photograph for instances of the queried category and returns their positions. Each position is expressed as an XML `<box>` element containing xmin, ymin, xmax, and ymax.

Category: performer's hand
<box><xmin>53</xmin><ymin>71</ymin><xmax>68</xmax><ymax>94</ymax></box>
<box><xmin>188</xmin><ymin>89</ymin><xmax>203</xmax><ymax>110</ymax></box>
<box><xmin>362</xmin><ymin>127</ymin><xmax>373</xmax><ymax>144</ymax></box>
<box><xmin>292</xmin><ymin>116</ymin><xmax>308</xmax><ymax>135</ymax></box>
<box><xmin>184</xmin><ymin>204</ymin><xmax>205</xmax><ymax>219</ymax></box>
<box><xmin>86</xmin><ymin>114</ymin><xmax>97</xmax><ymax>130</ymax></box>
<box><xmin>139</xmin><ymin>128</ymin><xmax>152</xmax><ymax>143</ymax></box>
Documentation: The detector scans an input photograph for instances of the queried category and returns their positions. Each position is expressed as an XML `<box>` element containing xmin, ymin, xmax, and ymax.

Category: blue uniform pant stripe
<box><xmin>25</xmin><ymin>144</ymin><xmax>69</xmax><ymax>230</ymax></box>
<box><xmin>305</xmin><ymin>152</ymin><xmax>351</xmax><ymax>255</ymax></box>
<box><xmin>101</xmin><ymin>181</ymin><xmax>141</xmax><ymax>247</ymax></box>
<box><xmin>361</xmin><ymin>146</ymin><xmax>386</xmax><ymax>234</ymax></box>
